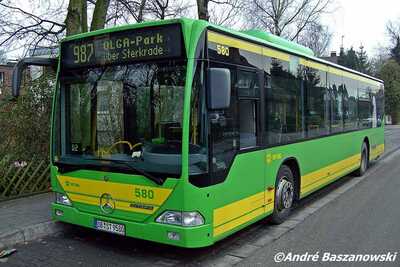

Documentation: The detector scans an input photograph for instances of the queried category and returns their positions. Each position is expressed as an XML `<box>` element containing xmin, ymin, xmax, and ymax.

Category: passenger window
<box><xmin>375</xmin><ymin>84</ymin><xmax>385</xmax><ymax>127</ymax></box>
<box><xmin>329</xmin><ymin>74</ymin><xmax>343</xmax><ymax>133</ymax></box>
<box><xmin>343</xmin><ymin>77</ymin><xmax>358</xmax><ymax>131</ymax></box>
<box><xmin>304</xmin><ymin>68</ymin><xmax>329</xmax><ymax>137</ymax></box>
<box><xmin>358</xmin><ymin>83</ymin><xmax>372</xmax><ymax>128</ymax></box>
<box><xmin>266</xmin><ymin>59</ymin><xmax>304</xmax><ymax>145</ymax></box>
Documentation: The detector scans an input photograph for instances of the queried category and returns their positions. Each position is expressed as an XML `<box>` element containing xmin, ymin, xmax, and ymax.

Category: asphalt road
<box><xmin>3</xmin><ymin>126</ymin><xmax>400</xmax><ymax>267</ymax></box>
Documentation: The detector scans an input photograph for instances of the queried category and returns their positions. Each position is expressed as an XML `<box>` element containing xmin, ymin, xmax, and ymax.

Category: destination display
<box><xmin>61</xmin><ymin>24</ymin><xmax>183</xmax><ymax>68</ymax></box>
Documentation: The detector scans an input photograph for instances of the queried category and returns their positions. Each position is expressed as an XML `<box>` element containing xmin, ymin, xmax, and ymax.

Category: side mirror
<box><xmin>207</xmin><ymin>68</ymin><xmax>231</xmax><ymax>109</ymax></box>
<box><xmin>12</xmin><ymin>57</ymin><xmax>58</xmax><ymax>97</ymax></box>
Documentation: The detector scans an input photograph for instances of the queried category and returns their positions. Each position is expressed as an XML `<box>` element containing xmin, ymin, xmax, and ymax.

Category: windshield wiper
<box><xmin>99</xmin><ymin>159</ymin><xmax>164</xmax><ymax>185</ymax></box>
<box><xmin>55</xmin><ymin>159</ymin><xmax>164</xmax><ymax>185</ymax></box>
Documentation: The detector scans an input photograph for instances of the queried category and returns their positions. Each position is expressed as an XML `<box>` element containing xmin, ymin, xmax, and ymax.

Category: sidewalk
<box><xmin>0</xmin><ymin>193</ymin><xmax>65</xmax><ymax>250</ymax></box>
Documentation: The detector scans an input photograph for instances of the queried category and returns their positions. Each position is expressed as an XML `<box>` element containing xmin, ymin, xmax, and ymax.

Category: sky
<box><xmin>4</xmin><ymin>0</ymin><xmax>400</xmax><ymax>59</ymax></box>
<box><xmin>325</xmin><ymin>0</ymin><xmax>400</xmax><ymax>56</ymax></box>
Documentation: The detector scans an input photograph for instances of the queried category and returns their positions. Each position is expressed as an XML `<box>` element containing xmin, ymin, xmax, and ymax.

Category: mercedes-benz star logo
<box><xmin>99</xmin><ymin>193</ymin><xmax>115</xmax><ymax>214</ymax></box>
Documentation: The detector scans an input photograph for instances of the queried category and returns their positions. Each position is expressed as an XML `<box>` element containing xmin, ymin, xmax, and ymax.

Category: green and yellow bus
<box><xmin>12</xmin><ymin>18</ymin><xmax>384</xmax><ymax>248</ymax></box>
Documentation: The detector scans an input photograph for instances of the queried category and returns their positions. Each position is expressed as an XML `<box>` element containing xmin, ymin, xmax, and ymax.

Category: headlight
<box><xmin>156</xmin><ymin>211</ymin><xmax>205</xmax><ymax>227</ymax></box>
<box><xmin>182</xmin><ymin>212</ymin><xmax>205</xmax><ymax>226</ymax></box>
<box><xmin>55</xmin><ymin>193</ymin><xmax>72</xmax><ymax>206</ymax></box>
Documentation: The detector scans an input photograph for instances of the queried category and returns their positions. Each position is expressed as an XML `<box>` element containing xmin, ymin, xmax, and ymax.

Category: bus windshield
<box><xmin>59</xmin><ymin>60</ymin><xmax>187</xmax><ymax>176</ymax></box>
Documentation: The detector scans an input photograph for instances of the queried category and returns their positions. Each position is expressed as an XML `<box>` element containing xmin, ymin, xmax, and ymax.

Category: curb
<box><xmin>0</xmin><ymin>221</ymin><xmax>67</xmax><ymax>251</ymax></box>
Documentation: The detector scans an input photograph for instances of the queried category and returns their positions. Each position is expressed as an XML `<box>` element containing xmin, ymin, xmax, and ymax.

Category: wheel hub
<box><xmin>361</xmin><ymin>150</ymin><xmax>367</xmax><ymax>172</ymax></box>
<box><xmin>277</xmin><ymin>177</ymin><xmax>294</xmax><ymax>211</ymax></box>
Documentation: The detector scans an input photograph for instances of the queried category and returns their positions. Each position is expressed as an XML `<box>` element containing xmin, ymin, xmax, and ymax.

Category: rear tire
<box><xmin>270</xmin><ymin>165</ymin><xmax>295</xmax><ymax>224</ymax></box>
<box><xmin>355</xmin><ymin>143</ymin><xmax>369</xmax><ymax>177</ymax></box>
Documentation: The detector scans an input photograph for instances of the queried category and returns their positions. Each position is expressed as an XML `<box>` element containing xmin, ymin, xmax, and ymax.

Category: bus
<box><xmin>12</xmin><ymin>18</ymin><xmax>384</xmax><ymax>248</ymax></box>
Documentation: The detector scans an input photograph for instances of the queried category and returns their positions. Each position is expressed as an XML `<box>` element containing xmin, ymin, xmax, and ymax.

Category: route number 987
<box><xmin>73</xmin><ymin>43</ymin><xmax>94</xmax><ymax>64</ymax></box>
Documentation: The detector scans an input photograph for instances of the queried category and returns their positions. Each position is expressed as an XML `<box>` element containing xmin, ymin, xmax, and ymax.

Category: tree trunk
<box><xmin>82</xmin><ymin>0</ymin><xmax>88</xmax><ymax>33</ymax></box>
<box><xmin>65</xmin><ymin>0</ymin><xmax>87</xmax><ymax>36</ymax></box>
<box><xmin>90</xmin><ymin>0</ymin><xmax>111</xmax><ymax>31</ymax></box>
<box><xmin>138</xmin><ymin>0</ymin><xmax>147</xmax><ymax>22</ymax></box>
<box><xmin>197</xmin><ymin>0</ymin><xmax>209</xmax><ymax>21</ymax></box>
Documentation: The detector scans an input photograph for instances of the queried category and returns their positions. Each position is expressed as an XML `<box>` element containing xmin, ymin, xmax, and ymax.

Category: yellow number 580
<box><xmin>216</xmin><ymin>44</ymin><xmax>230</xmax><ymax>56</ymax></box>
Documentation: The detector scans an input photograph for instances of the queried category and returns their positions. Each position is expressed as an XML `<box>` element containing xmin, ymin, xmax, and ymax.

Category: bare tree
<box><xmin>0</xmin><ymin>0</ymin><xmax>124</xmax><ymax>56</ymax></box>
<box><xmin>197</xmin><ymin>0</ymin><xmax>209</xmax><ymax>20</ymax></box>
<box><xmin>386</xmin><ymin>19</ymin><xmax>400</xmax><ymax>63</ymax></box>
<box><xmin>196</xmin><ymin>0</ymin><xmax>244</xmax><ymax>26</ymax></box>
<box><xmin>370</xmin><ymin>45</ymin><xmax>390</xmax><ymax>76</ymax></box>
<box><xmin>387</xmin><ymin>20</ymin><xmax>400</xmax><ymax>45</ymax></box>
<box><xmin>65</xmin><ymin>0</ymin><xmax>87</xmax><ymax>35</ymax></box>
<box><xmin>146</xmin><ymin>0</ymin><xmax>191</xmax><ymax>20</ymax></box>
<box><xmin>106</xmin><ymin>0</ymin><xmax>189</xmax><ymax>26</ymax></box>
<box><xmin>106</xmin><ymin>0</ymin><xmax>142</xmax><ymax>25</ymax></box>
<box><xmin>91</xmin><ymin>0</ymin><xmax>111</xmax><ymax>31</ymax></box>
<box><xmin>0</xmin><ymin>0</ymin><xmax>66</xmax><ymax>54</ymax></box>
<box><xmin>297</xmin><ymin>21</ymin><xmax>332</xmax><ymax>56</ymax></box>
<box><xmin>208</xmin><ymin>0</ymin><xmax>245</xmax><ymax>27</ymax></box>
<box><xmin>0</xmin><ymin>0</ymin><xmax>193</xmax><ymax>57</ymax></box>
<box><xmin>0</xmin><ymin>49</ymin><xmax>7</xmax><ymax>64</ymax></box>
<box><xmin>107</xmin><ymin>0</ymin><xmax>148</xmax><ymax>24</ymax></box>
<box><xmin>244</xmin><ymin>0</ymin><xmax>331</xmax><ymax>40</ymax></box>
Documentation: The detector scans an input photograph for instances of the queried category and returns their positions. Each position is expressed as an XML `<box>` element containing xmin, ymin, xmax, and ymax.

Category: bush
<box><xmin>0</xmin><ymin>70</ymin><xmax>55</xmax><ymax>162</ymax></box>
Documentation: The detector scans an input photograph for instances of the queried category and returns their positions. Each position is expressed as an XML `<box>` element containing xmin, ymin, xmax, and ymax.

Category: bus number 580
<box><xmin>216</xmin><ymin>44</ymin><xmax>230</xmax><ymax>56</ymax></box>
<box><xmin>135</xmin><ymin>188</ymin><xmax>154</xmax><ymax>199</ymax></box>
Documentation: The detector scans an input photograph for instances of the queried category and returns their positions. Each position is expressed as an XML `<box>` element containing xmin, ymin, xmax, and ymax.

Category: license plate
<box><xmin>94</xmin><ymin>219</ymin><xmax>125</xmax><ymax>235</ymax></box>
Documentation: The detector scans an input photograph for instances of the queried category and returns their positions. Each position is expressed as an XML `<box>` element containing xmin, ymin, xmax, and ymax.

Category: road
<box><xmin>4</xmin><ymin>126</ymin><xmax>400</xmax><ymax>267</ymax></box>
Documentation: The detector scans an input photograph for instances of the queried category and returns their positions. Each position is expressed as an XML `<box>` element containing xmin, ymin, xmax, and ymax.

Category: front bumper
<box><xmin>52</xmin><ymin>203</ymin><xmax>213</xmax><ymax>248</ymax></box>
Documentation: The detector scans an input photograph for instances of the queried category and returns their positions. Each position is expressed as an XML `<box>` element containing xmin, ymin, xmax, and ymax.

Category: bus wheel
<box><xmin>355</xmin><ymin>143</ymin><xmax>369</xmax><ymax>176</ymax></box>
<box><xmin>271</xmin><ymin>165</ymin><xmax>295</xmax><ymax>224</ymax></box>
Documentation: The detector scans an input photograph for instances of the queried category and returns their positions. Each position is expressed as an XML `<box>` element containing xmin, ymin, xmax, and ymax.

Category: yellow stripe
<box><xmin>301</xmin><ymin>153</ymin><xmax>361</xmax><ymax>195</ymax></box>
<box><xmin>57</xmin><ymin>176</ymin><xmax>173</xmax><ymax>206</ymax></box>
<box><xmin>68</xmin><ymin>192</ymin><xmax>98</xmax><ymax>205</ymax></box>
<box><xmin>302</xmin><ymin>162</ymin><xmax>360</xmax><ymax>197</ymax></box>
<box><xmin>370</xmin><ymin>144</ymin><xmax>384</xmax><ymax>159</ymax></box>
<box><xmin>208</xmin><ymin>31</ymin><xmax>290</xmax><ymax>62</ymax></box>
<box><xmin>67</xmin><ymin>192</ymin><xmax>158</xmax><ymax>214</ymax></box>
<box><xmin>214</xmin><ymin>207</ymin><xmax>265</xmax><ymax>237</ymax></box>
<box><xmin>213</xmin><ymin>188</ymin><xmax>275</xmax><ymax>237</ymax></box>
<box><xmin>300</xmin><ymin>58</ymin><xmax>329</xmax><ymax>72</ymax></box>
<box><xmin>262</xmin><ymin>47</ymin><xmax>290</xmax><ymax>62</ymax></box>
<box><xmin>301</xmin><ymin>60</ymin><xmax>380</xmax><ymax>86</ymax></box>
<box><xmin>213</xmin><ymin>191</ymin><xmax>264</xmax><ymax>227</ymax></box>
<box><xmin>208</xmin><ymin>31</ymin><xmax>380</xmax><ymax>86</ymax></box>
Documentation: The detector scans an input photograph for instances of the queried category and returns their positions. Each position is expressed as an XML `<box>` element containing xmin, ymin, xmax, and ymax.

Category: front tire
<box><xmin>270</xmin><ymin>165</ymin><xmax>295</xmax><ymax>224</ymax></box>
<box><xmin>355</xmin><ymin>143</ymin><xmax>369</xmax><ymax>177</ymax></box>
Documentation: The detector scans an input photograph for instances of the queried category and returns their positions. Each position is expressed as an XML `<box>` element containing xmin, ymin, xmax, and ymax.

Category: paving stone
<box><xmin>227</xmin><ymin>244</ymin><xmax>260</xmax><ymax>258</ymax></box>
<box><xmin>252</xmin><ymin>234</ymin><xmax>276</xmax><ymax>247</ymax></box>
<box><xmin>209</xmin><ymin>255</ymin><xmax>243</xmax><ymax>267</ymax></box>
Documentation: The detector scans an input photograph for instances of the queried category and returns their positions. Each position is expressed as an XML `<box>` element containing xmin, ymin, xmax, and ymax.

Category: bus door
<box><xmin>235</xmin><ymin>67</ymin><xmax>266</xmax><ymax>208</ymax></box>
